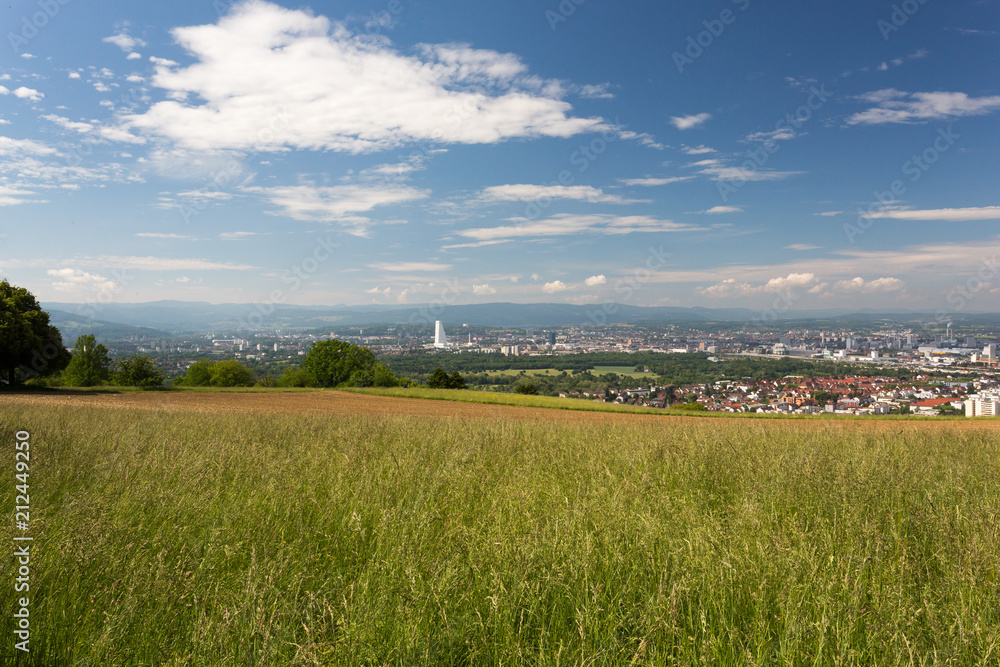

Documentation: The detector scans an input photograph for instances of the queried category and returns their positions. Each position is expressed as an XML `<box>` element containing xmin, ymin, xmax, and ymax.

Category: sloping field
<box><xmin>1</xmin><ymin>391</ymin><xmax>999</xmax><ymax>665</ymax></box>
<box><xmin>1</xmin><ymin>389</ymin><xmax>996</xmax><ymax>431</ymax></box>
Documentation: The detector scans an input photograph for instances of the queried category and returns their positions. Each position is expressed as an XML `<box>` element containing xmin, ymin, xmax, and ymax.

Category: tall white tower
<box><xmin>434</xmin><ymin>320</ymin><xmax>449</xmax><ymax>348</ymax></box>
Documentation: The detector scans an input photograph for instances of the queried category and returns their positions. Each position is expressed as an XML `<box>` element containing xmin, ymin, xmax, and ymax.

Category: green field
<box><xmin>2</xmin><ymin>397</ymin><xmax>999</xmax><ymax>665</ymax></box>
<box><xmin>591</xmin><ymin>365</ymin><xmax>659</xmax><ymax>379</ymax></box>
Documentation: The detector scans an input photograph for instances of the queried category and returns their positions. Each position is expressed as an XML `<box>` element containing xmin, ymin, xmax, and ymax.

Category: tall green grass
<box><xmin>2</xmin><ymin>403</ymin><xmax>999</xmax><ymax>665</ymax></box>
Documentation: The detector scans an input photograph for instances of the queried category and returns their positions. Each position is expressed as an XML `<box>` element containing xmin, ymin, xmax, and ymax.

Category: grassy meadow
<box><xmin>2</xmin><ymin>397</ymin><xmax>999</xmax><ymax>665</ymax></box>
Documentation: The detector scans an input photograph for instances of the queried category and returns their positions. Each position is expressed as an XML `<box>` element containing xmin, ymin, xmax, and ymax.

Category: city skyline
<box><xmin>1</xmin><ymin>0</ymin><xmax>998</xmax><ymax>312</ymax></box>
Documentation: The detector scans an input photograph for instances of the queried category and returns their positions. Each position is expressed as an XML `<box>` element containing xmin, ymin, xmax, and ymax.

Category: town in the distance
<box><xmin>50</xmin><ymin>302</ymin><xmax>1000</xmax><ymax>418</ymax></box>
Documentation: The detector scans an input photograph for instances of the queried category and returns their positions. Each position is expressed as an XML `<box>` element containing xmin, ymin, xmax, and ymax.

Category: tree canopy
<box><xmin>112</xmin><ymin>355</ymin><xmax>164</xmax><ymax>389</ymax></box>
<box><xmin>63</xmin><ymin>334</ymin><xmax>112</xmax><ymax>386</ymax></box>
<box><xmin>301</xmin><ymin>340</ymin><xmax>377</xmax><ymax>387</ymax></box>
<box><xmin>176</xmin><ymin>358</ymin><xmax>256</xmax><ymax>387</ymax></box>
<box><xmin>0</xmin><ymin>280</ymin><xmax>71</xmax><ymax>385</ymax></box>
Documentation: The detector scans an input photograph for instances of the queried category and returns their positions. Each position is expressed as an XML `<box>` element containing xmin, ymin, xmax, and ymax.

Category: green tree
<box><xmin>513</xmin><ymin>381</ymin><xmax>538</xmax><ymax>395</ymax></box>
<box><xmin>179</xmin><ymin>358</ymin><xmax>215</xmax><ymax>386</ymax></box>
<box><xmin>112</xmin><ymin>355</ymin><xmax>164</xmax><ymax>389</ymax></box>
<box><xmin>0</xmin><ymin>280</ymin><xmax>71</xmax><ymax>385</ymax></box>
<box><xmin>372</xmin><ymin>362</ymin><xmax>400</xmax><ymax>388</ymax></box>
<box><xmin>448</xmin><ymin>371</ymin><xmax>466</xmax><ymax>389</ymax></box>
<box><xmin>301</xmin><ymin>340</ymin><xmax>376</xmax><ymax>387</ymax></box>
<box><xmin>63</xmin><ymin>334</ymin><xmax>111</xmax><ymax>386</ymax></box>
<box><xmin>426</xmin><ymin>368</ymin><xmax>451</xmax><ymax>389</ymax></box>
<box><xmin>276</xmin><ymin>367</ymin><xmax>318</xmax><ymax>388</ymax></box>
<box><xmin>209</xmin><ymin>360</ymin><xmax>256</xmax><ymax>387</ymax></box>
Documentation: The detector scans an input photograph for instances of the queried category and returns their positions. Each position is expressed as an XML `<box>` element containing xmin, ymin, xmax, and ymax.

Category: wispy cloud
<box><xmin>476</xmin><ymin>184</ymin><xmax>646</xmax><ymax>204</ymax></box>
<box><xmin>847</xmin><ymin>90</ymin><xmax>1000</xmax><ymax>125</ymax></box>
<box><xmin>457</xmin><ymin>213</ymin><xmax>704</xmax><ymax>241</ymax></box>
<box><xmin>863</xmin><ymin>206</ymin><xmax>1000</xmax><ymax>221</ymax></box>
<box><xmin>617</xmin><ymin>176</ymin><xmax>694</xmax><ymax>187</ymax></box>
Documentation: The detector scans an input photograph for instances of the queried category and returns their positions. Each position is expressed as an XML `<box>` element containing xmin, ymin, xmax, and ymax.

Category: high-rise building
<box><xmin>434</xmin><ymin>320</ymin><xmax>449</xmax><ymax>348</ymax></box>
<box><xmin>547</xmin><ymin>332</ymin><xmax>556</xmax><ymax>346</ymax></box>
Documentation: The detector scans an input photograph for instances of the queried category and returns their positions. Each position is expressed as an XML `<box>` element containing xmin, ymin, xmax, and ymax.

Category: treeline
<box><xmin>380</xmin><ymin>351</ymin><xmax>914</xmax><ymax>387</ymax></box>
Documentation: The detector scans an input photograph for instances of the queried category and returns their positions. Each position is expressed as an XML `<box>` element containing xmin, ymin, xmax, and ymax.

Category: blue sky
<box><xmin>1</xmin><ymin>0</ymin><xmax>999</xmax><ymax>313</ymax></box>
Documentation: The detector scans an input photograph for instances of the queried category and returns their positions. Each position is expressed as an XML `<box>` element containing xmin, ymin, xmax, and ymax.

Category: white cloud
<box><xmin>250</xmin><ymin>183</ymin><xmax>428</xmax><ymax>232</ymax></box>
<box><xmin>847</xmin><ymin>90</ymin><xmax>1000</xmax><ymax>125</ymax></box>
<box><xmin>746</xmin><ymin>127</ymin><xmax>796</xmax><ymax>142</ymax></box>
<box><xmin>477</xmin><ymin>184</ymin><xmax>645</xmax><ymax>204</ymax></box>
<box><xmin>816</xmin><ymin>211</ymin><xmax>843</xmax><ymax>217</ymax></box>
<box><xmin>697</xmin><ymin>279</ymin><xmax>758</xmax><ymax>298</ymax></box>
<box><xmin>693</xmin><ymin>160</ymin><xmax>804</xmax><ymax>182</ymax></box>
<box><xmin>368</xmin><ymin>261</ymin><xmax>452</xmax><ymax>272</ymax></box>
<box><xmin>103</xmin><ymin>33</ymin><xmax>147</xmax><ymax>52</ymax></box>
<box><xmin>833</xmin><ymin>277</ymin><xmax>906</xmax><ymax>293</ymax></box>
<box><xmin>704</xmin><ymin>206</ymin><xmax>743</xmax><ymax>214</ymax></box>
<box><xmin>543</xmin><ymin>280</ymin><xmax>568</xmax><ymax>294</ymax></box>
<box><xmin>584</xmin><ymin>274</ymin><xmax>607</xmax><ymax>286</ymax></box>
<box><xmin>365</xmin><ymin>286</ymin><xmax>391</xmax><ymax>295</ymax></box>
<box><xmin>47</xmin><ymin>268</ymin><xmax>118</xmax><ymax>292</ymax></box>
<box><xmin>8</xmin><ymin>87</ymin><xmax>43</xmax><ymax>102</ymax></box>
<box><xmin>785</xmin><ymin>244</ymin><xmax>820</xmax><ymax>251</ymax></box>
<box><xmin>135</xmin><ymin>232</ymin><xmax>198</xmax><ymax>240</ymax></box>
<box><xmin>457</xmin><ymin>213</ymin><xmax>703</xmax><ymax>241</ymax></box>
<box><xmin>681</xmin><ymin>145</ymin><xmax>715</xmax><ymax>155</ymax></box>
<box><xmin>124</xmin><ymin>1</ymin><xmax>606</xmax><ymax>153</ymax></box>
<box><xmin>670</xmin><ymin>113</ymin><xmax>711</xmax><ymax>130</ymax></box>
<box><xmin>68</xmin><ymin>71</ymin><xmax>81</xmax><ymax>79</ymax></box>
<box><xmin>218</xmin><ymin>231</ymin><xmax>258</xmax><ymax>240</ymax></box>
<box><xmin>617</xmin><ymin>176</ymin><xmax>694</xmax><ymax>187</ymax></box>
<box><xmin>0</xmin><ymin>185</ymin><xmax>45</xmax><ymax>207</ymax></box>
<box><xmin>579</xmin><ymin>84</ymin><xmax>613</xmax><ymax>99</ymax></box>
<box><xmin>763</xmin><ymin>273</ymin><xmax>819</xmax><ymax>292</ymax></box>
<box><xmin>473</xmin><ymin>283</ymin><xmax>497</xmax><ymax>295</ymax></box>
<box><xmin>863</xmin><ymin>206</ymin><xmax>1000</xmax><ymax>222</ymax></box>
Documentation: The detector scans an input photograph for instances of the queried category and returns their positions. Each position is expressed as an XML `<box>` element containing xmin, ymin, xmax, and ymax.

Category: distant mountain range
<box><xmin>42</xmin><ymin>300</ymin><xmax>998</xmax><ymax>334</ymax></box>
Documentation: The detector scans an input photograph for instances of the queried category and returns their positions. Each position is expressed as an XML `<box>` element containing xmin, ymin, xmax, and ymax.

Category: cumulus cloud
<box><xmin>833</xmin><ymin>277</ymin><xmax>906</xmax><ymax>293</ymax></box>
<box><xmin>697</xmin><ymin>273</ymin><xmax>821</xmax><ymax>298</ymax></box>
<box><xmin>542</xmin><ymin>280</ymin><xmax>568</xmax><ymax>294</ymax></box>
<box><xmin>1</xmin><ymin>86</ymin><xmax>44</xmax><ymax>102</ymax></box>
<box><xmin>847</xmin><ymin>90</ymin><xmax>1000</xmax><ymax>125</ymax></box>
<box><xmin>670</xmin><ymin>113</ymin><xmax>711</xmax><ymax>130</ymax></box>
<box><xmin>584</xmin><ymin>274</ymin><xmax>607</xmax><ymax>286</ymax></box>
<box><xmin>47</xmin><ymin>268</ymin><xmax>118</xmax><ymax>292</ymax></box>
<box><xmin>704</xmin><ymin>206</ymin><xmax>742</xmax><ymax>214</ymax></box>
<box><xmin>697</xmin><ymin>278</ymin><xmax>758</xmax><ymax>298</ymax></box>
<box><xmin>473</xmin><ymin>283</ymin><xmax>497</xmax><ymax>295</ymax></box>
<box><xmin>124</xmin><ymin>1</ymin><xmax>606</xmax><ymax>153</ymax></box>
